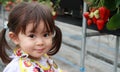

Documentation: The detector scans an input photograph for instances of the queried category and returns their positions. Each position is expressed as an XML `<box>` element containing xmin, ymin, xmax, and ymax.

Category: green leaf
<box><xmin>116</xmin><ymin>0</ymin><xmax>120</xmax><ymax>7</ymax></box>
<box><xmin>103</xmin><ymin>0</ymin><xmax>116</xmax><ymax>11</ymax></box>
<box><xmin>106</xmin><ymin>13</ymin><xmax>120</xmax><ymax>30</ymax></box>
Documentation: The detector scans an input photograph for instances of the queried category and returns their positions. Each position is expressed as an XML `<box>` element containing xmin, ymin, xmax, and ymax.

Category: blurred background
<box><xmin>0</xmin><ymin>0</ymin><xmax>120</xmax><ymax>72</ymax></box>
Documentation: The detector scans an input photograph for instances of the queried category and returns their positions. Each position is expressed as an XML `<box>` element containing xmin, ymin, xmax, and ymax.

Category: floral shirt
<box><xmin>3</xmin><ymin>48</ymin><xmax>62</xmax><ymax>72</ymax></box>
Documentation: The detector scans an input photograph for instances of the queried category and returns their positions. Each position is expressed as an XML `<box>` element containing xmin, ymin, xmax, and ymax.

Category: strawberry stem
<box><xmin>100</xmin><ymin>0</ymin><xmax>104</xmax><ymax>6</ymax></box>
<box><xmin>98</xmin><ymin>0</ymin><xmax>103</xmax><ymax>7</ymax></box>
<box><xmin>97</xmin><ymin>0</ymin><xmax>104</xmax><ymax>7</ymax></box>
<box><xmin>117</xmin><ymin>7</ymin><xmax>120</xmax><ymax>14</ymax></box>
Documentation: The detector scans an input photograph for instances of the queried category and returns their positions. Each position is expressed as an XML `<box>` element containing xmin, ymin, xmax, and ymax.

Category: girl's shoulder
<box><xmin>3</xmin><ymin>57</ymin><xmax>20</xmax><ymax>72</ymax></box>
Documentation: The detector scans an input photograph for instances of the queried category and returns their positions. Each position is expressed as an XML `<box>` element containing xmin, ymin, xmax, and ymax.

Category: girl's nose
<box><xmin>36</xmin><ymin>38</ymin><xmax>44</xmax><ymax>46</ymax></box>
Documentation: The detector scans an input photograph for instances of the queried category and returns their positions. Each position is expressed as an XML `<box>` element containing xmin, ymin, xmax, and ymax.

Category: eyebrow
<box><xmin>28</xmin><ymin>28</ymin><xmax>51</xmax><ymax>34</ymax></box>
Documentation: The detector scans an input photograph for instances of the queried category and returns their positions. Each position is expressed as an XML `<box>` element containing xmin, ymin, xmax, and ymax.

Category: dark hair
<box><xmin>0</xmin><ymin>2</ymin><xmax>62</xmax><ymax>64</ymax></box>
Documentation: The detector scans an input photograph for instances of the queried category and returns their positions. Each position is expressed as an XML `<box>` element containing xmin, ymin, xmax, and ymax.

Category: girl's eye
<box><xmin>28</xmin><ymin>34</ymin><xmax>36</xmax><ymax>38</ymax></box>
<box><xmin>44</xmin><ymin>33</ymin><xmax>50</xmax><ymax>37</ymax></box>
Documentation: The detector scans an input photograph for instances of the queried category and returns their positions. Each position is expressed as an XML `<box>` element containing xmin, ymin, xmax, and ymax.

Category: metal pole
<box><xmin>80</xmin><ymin>2</ymin><xmax>87</xmax><ymax>72</ymax></box>
<box><xmin>1</xmin><ymin>5</ymin><xmax>5</xmax><ymax>27</ymax></box>
<box><xmin>113</xmin><ymin>36</ymin><xmax>119</xmax><ymax>72</ymax></box>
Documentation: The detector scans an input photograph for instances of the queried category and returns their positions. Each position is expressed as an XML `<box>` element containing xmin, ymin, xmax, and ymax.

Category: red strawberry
<box><xmin>99</xmin><ymin>7</ymin><xmax>106</xmax><ymax>19</ymax></box>
<box><xmin>92</xmin><ymin>17</ymin><xmax>97</xmax><ymax>24</ymax></box>
<box><xmin>96</xmin><ymin>19</ymin><xmax>105</xmax><ymax>30</ymax></box>
<box><xmin>83</xmin><ymin>12</ymin><xmax>89</xmax><ymax>19</ymax></box>
<box><xmin>104</xmin><ymin>9</ymin><xmax>110</xmax><ymax>22</ymax></box>
<box><xmin>99</xmin><ymin>6</ymin><xmax>110</xmax><ymax>19</ymax></box>
<box><xmin>87</xmin><ymin>19</ymin><xmax>92</xmax><ymax>26</ymax></box>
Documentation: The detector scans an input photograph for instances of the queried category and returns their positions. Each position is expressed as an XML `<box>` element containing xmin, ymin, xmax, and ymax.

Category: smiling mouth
<box><xmin>36</xmin><ymin>48</ymin><xmax>45</xmax><ymax>52</ymax></box>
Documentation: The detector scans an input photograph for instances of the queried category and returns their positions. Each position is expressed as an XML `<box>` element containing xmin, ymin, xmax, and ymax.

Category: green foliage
<box><xmin>116</xmin><ymin>0</ymin><xmax>120</xmax><ymax>8</ymax></box>
<box><xmin>103</xmin><ymin>0</ymin><xmax>116</xmax><ymax>11</ymax></box>
<box><xmin>0</xmin><ymin>0</ymin><xmax>8</xmax><ymax>4</ymax></box>
<box><xmin>105</xmin><ymin>0</ymin><xmax>120</xmax><ymax>30</ymax></box>
<box><xmin>107</xmin><ymin>13</ymin><xmax>120</xmax><ymax>30</ymax></box>
<box><xmin>0</xmin><ymin>0</ymin><xmax>15</xmax><ymax>3</ymax></box>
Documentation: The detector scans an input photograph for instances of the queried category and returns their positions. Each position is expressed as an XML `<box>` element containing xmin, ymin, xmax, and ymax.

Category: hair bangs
<box><xmin>10</xmin><ymin>2</ymin><xmax>55</xmax><ymax>35</ymax></box>
<box><xmin>26</xmin><ymin>3</ymin><xmax>55</xmax><ymax>34</ymax></box>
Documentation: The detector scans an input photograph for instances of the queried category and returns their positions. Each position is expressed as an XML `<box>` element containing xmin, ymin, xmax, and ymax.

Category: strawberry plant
<box><xmin>84</xmin><ymin>0</ymin><xmax>120</xmax><ymax>31</ymax></box>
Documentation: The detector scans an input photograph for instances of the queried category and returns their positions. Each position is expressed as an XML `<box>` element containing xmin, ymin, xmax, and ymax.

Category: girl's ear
<box><xmin>9</xmin><ymin>32</ymin><xmax>19</xmax><ymax>45</ymax></box>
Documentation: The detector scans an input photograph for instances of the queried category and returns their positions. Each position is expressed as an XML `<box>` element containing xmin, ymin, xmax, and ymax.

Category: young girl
<box><xmin>0</xmin><ymin>2</ymin><xmax>62</xmax><ymax>72</ymax></box>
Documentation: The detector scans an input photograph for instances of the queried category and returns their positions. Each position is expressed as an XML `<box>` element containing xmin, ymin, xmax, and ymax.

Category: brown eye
<box><xmin>28</xmin><ymin>34</ymin><xmax>36</xmax><ymax>38</ymax></box>
<box><xmin>44</xmin><ymin>33</ymin><xmax>49</xmax><ymax>37</ymax></box>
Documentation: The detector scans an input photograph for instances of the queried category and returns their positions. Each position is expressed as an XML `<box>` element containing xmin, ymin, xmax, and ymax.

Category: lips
<box><xmin>36</xmin><ymin>48</ymin><xmax>45</xmax><ymax>52</ymax></box>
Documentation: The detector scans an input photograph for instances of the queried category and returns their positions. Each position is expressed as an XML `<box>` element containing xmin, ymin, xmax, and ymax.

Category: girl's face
<box><xmin>11</xmin><ymin>20</ymin><xmax>53</xmax><ymax>60</ymax></box>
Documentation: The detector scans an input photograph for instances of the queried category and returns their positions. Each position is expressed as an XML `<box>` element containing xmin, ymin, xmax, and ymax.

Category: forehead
<box><xmin>26</xmin><ymin>20</ymin><xmax>47</xmax><ymax>33</ymax></box>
